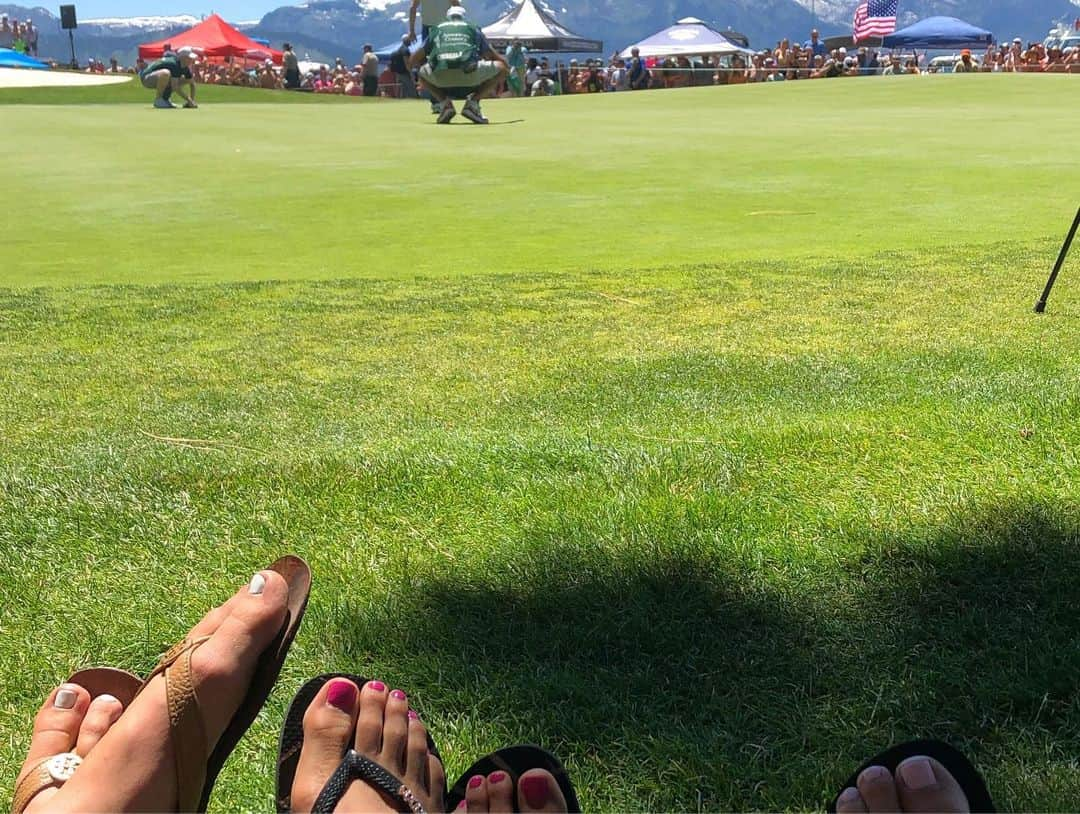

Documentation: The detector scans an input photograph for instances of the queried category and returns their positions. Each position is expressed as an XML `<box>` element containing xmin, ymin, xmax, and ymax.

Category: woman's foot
<box><xmin>456</xmin><ymin>768</ymin><xmax>568</xmax><ymax>813</ymax></box>
<box><xmin>15</xmin><ymin>684</ymin><xmax>125</xmax><ymax>813</ymax></box>
<box><xmin>836</xmin><ymin>756</ymin><xmax>971</xmax><ymax>813</ymax></box>
<box><xmin>289</xmin><ymin>678</ymin><xmax>446</xmax><ymax>813</ymax></box>
<box><xmin>15</xmin><ymin>569</ymin><xmax>290</xmax><ymax>813</ymax></box>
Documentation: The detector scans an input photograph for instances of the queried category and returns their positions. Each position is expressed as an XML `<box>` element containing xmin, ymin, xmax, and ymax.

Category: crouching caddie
<box><xmin>140</xmin><ymin>45</ymin><xmax>199</xmax><ymax>109</ymax></box>
<box><xmin>409</xmin><ymin>5</ymin><xmax>507</xmax><ymax>124</ymax></box>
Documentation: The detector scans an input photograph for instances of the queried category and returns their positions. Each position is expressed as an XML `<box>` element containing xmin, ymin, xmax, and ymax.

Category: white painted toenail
<box><xmin>97</xmin><ymin>694</ymin><xmax>120</xmax><ymax>705</ymax></box>
<box><xmin>54</xmin><ymin>689</ymin><xmax>77</xmax><ymax>709</ymax></box>
<box><xmin>899</xmin><ymin>758</ymin><xmax>937</xmax><ymax>790</ymax></box>
<box><xmin>248</xmin><ymin>573</ymin><xmax>266</xmax><ymax>595</ymax></box>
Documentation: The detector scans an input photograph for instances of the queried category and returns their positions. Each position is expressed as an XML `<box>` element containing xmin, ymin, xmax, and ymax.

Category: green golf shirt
<box><xmin>142</xmin><ymin>56</ymin><xmax>192</xmax><ymax>79</ymax></box>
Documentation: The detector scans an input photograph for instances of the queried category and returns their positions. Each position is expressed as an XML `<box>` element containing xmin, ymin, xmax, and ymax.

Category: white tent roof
<box><xmin>482</xmin><ymin>0</ymin><xmax>602</xmax><ymax>52</ymax></box>
<box><xmin>619</xmin><ymin>17</ymin><xmax>755</xmax><ymax>59</ymax></box>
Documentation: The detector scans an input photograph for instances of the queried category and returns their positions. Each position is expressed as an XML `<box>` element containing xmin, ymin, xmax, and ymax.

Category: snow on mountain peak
<box><xmin>82</xmin><ymin>13</ymin><xmax>201</xmax><ymax>27</ymax></box>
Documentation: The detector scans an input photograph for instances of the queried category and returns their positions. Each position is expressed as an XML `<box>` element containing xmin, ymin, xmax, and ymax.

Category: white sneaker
<box><xmin>153</xmin><ymin>97</ymin><xmax>176</xmax><ymax>109</ymax></box>
<box><xmin>436</xmin><ymin>100</ymin><xmax>456</xmax><ymax>124</ymax></box>
<box><xmin>461</xmin><ymin>97</ymin><xmax>488</xmax><ymax>124</ymax></box>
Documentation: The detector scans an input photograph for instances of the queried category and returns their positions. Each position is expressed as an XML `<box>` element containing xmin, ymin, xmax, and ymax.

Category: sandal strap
<box><xmin>137</xmin><ymin>635</ymin><xmax>212</xmax><ymax>812</ymax></box>
<box><xmin>311</xmin><ymin>750</ymin><xmax>426</xmax><ymax>814</ymax></box>
<box><xmin>11</xmin><ymin>753</ymin><xmax>82</xmax><ymax>814</ymax></box>
<box><xmin>143</xmin><ymin>635</ymin><xmax>212</xmax><ymax>684</ymax></box>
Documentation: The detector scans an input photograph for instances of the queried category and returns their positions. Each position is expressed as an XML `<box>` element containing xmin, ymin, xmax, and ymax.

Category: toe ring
<box><xmin>12</xmin><ymin>752</ymin><xmax>83</xmax><ymax>814</ymax></box>
<box><xmin>45</xmin><ymin>752</ymin><xmax>83</xmax><ymax>782</ymax></box>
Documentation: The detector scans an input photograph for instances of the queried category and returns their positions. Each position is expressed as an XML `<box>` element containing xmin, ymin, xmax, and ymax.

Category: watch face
<box><xmin>46</xmin><ymin>753</ymin><xmax>83</xmax><ymax>782</ymax></box>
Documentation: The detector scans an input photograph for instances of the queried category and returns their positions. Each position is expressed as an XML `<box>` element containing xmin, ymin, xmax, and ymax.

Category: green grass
<box><xmin>2</xmin><ymin>75</ymin><xmax>1077</xmax><ymax>289</ymax></box>
<box><xmin>1</xmin><ymin>74</ymin><xmax>1079</xmax><ymax>812</ymax></box>
<box><xmin>0</xmin><ymin>75</ymin><xmax>359</xmax><ymax>104</ymax></box>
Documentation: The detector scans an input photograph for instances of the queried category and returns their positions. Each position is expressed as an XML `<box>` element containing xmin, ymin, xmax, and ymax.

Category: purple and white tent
<box><xmin>482</xmin><ymin>0</ymin><xmax>602</xmax><ymax>53</ymax></box>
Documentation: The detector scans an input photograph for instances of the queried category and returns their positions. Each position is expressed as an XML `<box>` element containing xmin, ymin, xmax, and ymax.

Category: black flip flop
<box><xmin>447</xmin><ymin>744</ymin><xmax>581</xmax><ymax>813</ymax></box>
<box><xmin>276</xmin><ymin>673</ymin><xmax>447</xmax><ymax>814</ymax></box>
<box><xmin>827</xmin><ymin>739</ymin><xmax>995</xmax><ymax>812</ymax></box>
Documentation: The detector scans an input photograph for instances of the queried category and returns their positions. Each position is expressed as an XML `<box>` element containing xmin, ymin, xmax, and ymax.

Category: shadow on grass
<box><xmin>324</xmin><ymin>502</ymin><xmax>1080</xmax><ymax>811</ymax></box>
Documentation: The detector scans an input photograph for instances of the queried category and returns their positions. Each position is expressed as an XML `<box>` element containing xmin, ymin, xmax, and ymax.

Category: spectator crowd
<box><xmin>0</xmin><ymin>14</ymin><xmax>39</xmax><ymax>55</ymax></box>
<box><xmin>550</xmin><ymin>31</ymin><xmax>1080</xmax><ymax>95</ymax></box>
<box><xmin>76</xmin><ymin>53</ymin><xmax>285</xmax><ymax>87</ymax></box>
<box><xmin>22</xmin><ymin>18</ymin><xmax>1080</xmax><ymax>94</ymax></box>
<box><xmin>450</xmin><ymin>33</ymin><xmax>1079</xmax><ymax>99</ymax></box>
<box><xmin>390</xmin><ymin>26</ymin><xmax>1080</xmax><ymax>98</ymax></box>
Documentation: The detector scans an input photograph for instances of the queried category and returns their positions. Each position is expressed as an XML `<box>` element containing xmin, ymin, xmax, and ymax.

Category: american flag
<box><xmin>852</xmin><ymin>0</ymin><xmax>898</xmax><ymax>42</ymax></box>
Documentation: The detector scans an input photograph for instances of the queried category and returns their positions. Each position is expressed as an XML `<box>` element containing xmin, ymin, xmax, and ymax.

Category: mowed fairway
<box><xmin>1</xmin><ymin>75</ymin><xmax>1079</xmax><ymax>811</ymax></box>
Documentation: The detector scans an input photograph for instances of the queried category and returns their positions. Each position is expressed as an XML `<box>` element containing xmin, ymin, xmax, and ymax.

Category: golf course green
<box><xmin>1</xmin><ymin>74</ymin><xmax>1078</xmax><ymax>811</ymax></box>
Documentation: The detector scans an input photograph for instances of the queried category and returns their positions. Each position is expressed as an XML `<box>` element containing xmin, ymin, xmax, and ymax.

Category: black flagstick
<box><xmin>1034</xmin><ymin>206</ymin><xmax>1080</xmax><ymax>314</ymax></box>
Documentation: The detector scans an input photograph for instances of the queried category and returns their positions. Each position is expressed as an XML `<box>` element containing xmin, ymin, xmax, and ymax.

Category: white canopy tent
<box><xmin>618</xmin><ymin>17</ymin><xmax>754</xmax><ymax>59</ymax></box>
<box><xmin>482</xmin><ymin>0</ymin><xmax>602</xmax><ymax>53</ymax></box>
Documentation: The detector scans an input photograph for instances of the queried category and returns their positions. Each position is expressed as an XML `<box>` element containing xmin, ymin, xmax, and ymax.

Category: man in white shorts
<box><xmin>409</xmin><ymin>0</ymin><xmax>461</xmax><ymax>111</ymax></box>
<box><xmin>410</xmin><ymin>5</ymin><xmax>507</xmax><ymax>124</ymax></box>
<box><xmin>408</xmin><ymin>0</ymin><xmax>458</xmax><ymax>42</ymax></box>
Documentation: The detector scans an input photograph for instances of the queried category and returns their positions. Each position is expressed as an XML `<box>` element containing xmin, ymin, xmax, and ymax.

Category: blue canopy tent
<box><xmin>619</xmin><ymin>17</ymin><xmax>754</xmax><ymax>59</ymax></box>
<box><xmin>882</xmin><ymin>17</ymin><xmax>993</xmax><ymax>50</ymax></box>
<box><xmin>0</xmin><ymin>47</ymin><xmax>49</xmax><ymax>69</ymax></box>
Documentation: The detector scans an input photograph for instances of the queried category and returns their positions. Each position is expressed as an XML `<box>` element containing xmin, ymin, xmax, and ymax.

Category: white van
<box><xmin>928</xmin><ymin>54</ymin><xmax>977</xmax><ymax>73</ymax></box>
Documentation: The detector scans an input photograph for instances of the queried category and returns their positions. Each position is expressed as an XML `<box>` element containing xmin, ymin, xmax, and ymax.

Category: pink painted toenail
<box><xmin>407</xmin><ymin>710</ymin><xmax>419</xmax><ymax>720</ymax></box>
<box><xmin>468</xmin><ymin>775</ymin><xmax>484</xmax><ymax>789</ymax></box>
<box><xmin>520</xmin><ymin>775</ymin><xmax>549</xmax><ymax>808</ymax></box>
<box><xmin>54</xmin><ymin>689</ymin><xmax>77</xmax><ymax>709</ymax></box>
<box><xmin>368</xmin><ymin>680</ymin><xmax>386</xmax><ymax>692</ymax></box>
<box><xmin>391</xmin><ymin>689</ymin><xmax>407</xmax><ymax>701</ymax></box>
<box><xmin>326</xmin><ymin>680</ymin><xmax>357</xmax><ymax>712</ymax></box>
<box><xmin>456</xmin><ymin>802</ymin><xmax>466</xmax><ymax>810</ymax></box>
<box><xmin>899</xmin><ymin>758</ymin><xmax>937</xmax><ymax>790</ymax></box>
<box><xmin>489</xmin><ymin>772</ymin><xmax>507</xmax><ymax>784</ymax></box>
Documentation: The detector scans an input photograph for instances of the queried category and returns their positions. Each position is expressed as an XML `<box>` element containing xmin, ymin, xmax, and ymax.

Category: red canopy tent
<box><xmin>138</xmin><ymin>14</ymin><xmax>282</xmax><ymax>64</ymax></box>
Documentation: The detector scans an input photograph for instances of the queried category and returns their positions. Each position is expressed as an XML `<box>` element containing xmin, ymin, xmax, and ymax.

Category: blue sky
<box><xmin>80</xmin><ymin>0</ymin><xmax>283</xmax><ymax>21</ymax></box>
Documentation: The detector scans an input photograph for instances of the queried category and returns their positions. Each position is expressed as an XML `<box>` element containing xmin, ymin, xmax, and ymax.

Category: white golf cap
<box><xmin>176</xmin><ymin>45</ymin><xmax>200</xmax><ymax>59</ymax></box>
<box><xmin>446</xmin><ymin>5</ymin><xmax>466</xmax><ymax>18</ymax></box>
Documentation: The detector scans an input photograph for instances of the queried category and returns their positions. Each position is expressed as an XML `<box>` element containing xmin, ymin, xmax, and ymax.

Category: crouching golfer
<box><xmin>409</xmin><ymin>5</ymin><xmax>507</xmax><ymax>124</ymax></box>
<box><xmin>140</xmin><ymin>45</ymin><xmax>199</xmax><ymax>109</ymax></box>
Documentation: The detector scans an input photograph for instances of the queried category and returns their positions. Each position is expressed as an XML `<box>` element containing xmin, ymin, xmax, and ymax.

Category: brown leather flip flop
<box><xmin>66</xmin><ymin>667</ymin><xmax>144</xmax><ymax>707</ymax></box>
<box><xmin>11</xmin><ymin>668</ymin><xmax>146</xmax><ymax>814</ymax></box>
<box><xmin>139</xmin><ymin>554</ymin><xmax>312</xmax><ymax>812</ymax></box>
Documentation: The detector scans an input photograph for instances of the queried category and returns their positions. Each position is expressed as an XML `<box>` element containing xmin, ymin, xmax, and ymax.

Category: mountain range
<box><xmin>4</xmin><ymin>0</ymin><xmax>1078</xmax><ymax>66</ymax></box>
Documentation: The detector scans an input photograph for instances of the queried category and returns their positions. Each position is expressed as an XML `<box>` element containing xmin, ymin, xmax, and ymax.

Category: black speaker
<box><xmin>60</xmin><ymin>4</ymin><xmax>77</xmax><ymax>29</ymax></box>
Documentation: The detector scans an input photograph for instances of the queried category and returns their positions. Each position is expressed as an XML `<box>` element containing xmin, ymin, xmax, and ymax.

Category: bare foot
<box><xmin>14</xmin><ymin>569</ymin><xmax>290</xmax><ymax>812</ymax></box>
<box><xmin>457</xmin><ymin>768</ymin><xmax>568</xmax><ymax>813</ymax></box>
<box><xmin>836</xmin><ymin>756</ymin><xmax>971</xmax><ymax>813</ymax></box>
<box><xmin>289</xmin><ymin>678</ymin><xmax>445</xmax><ymax>813</ymax></box>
